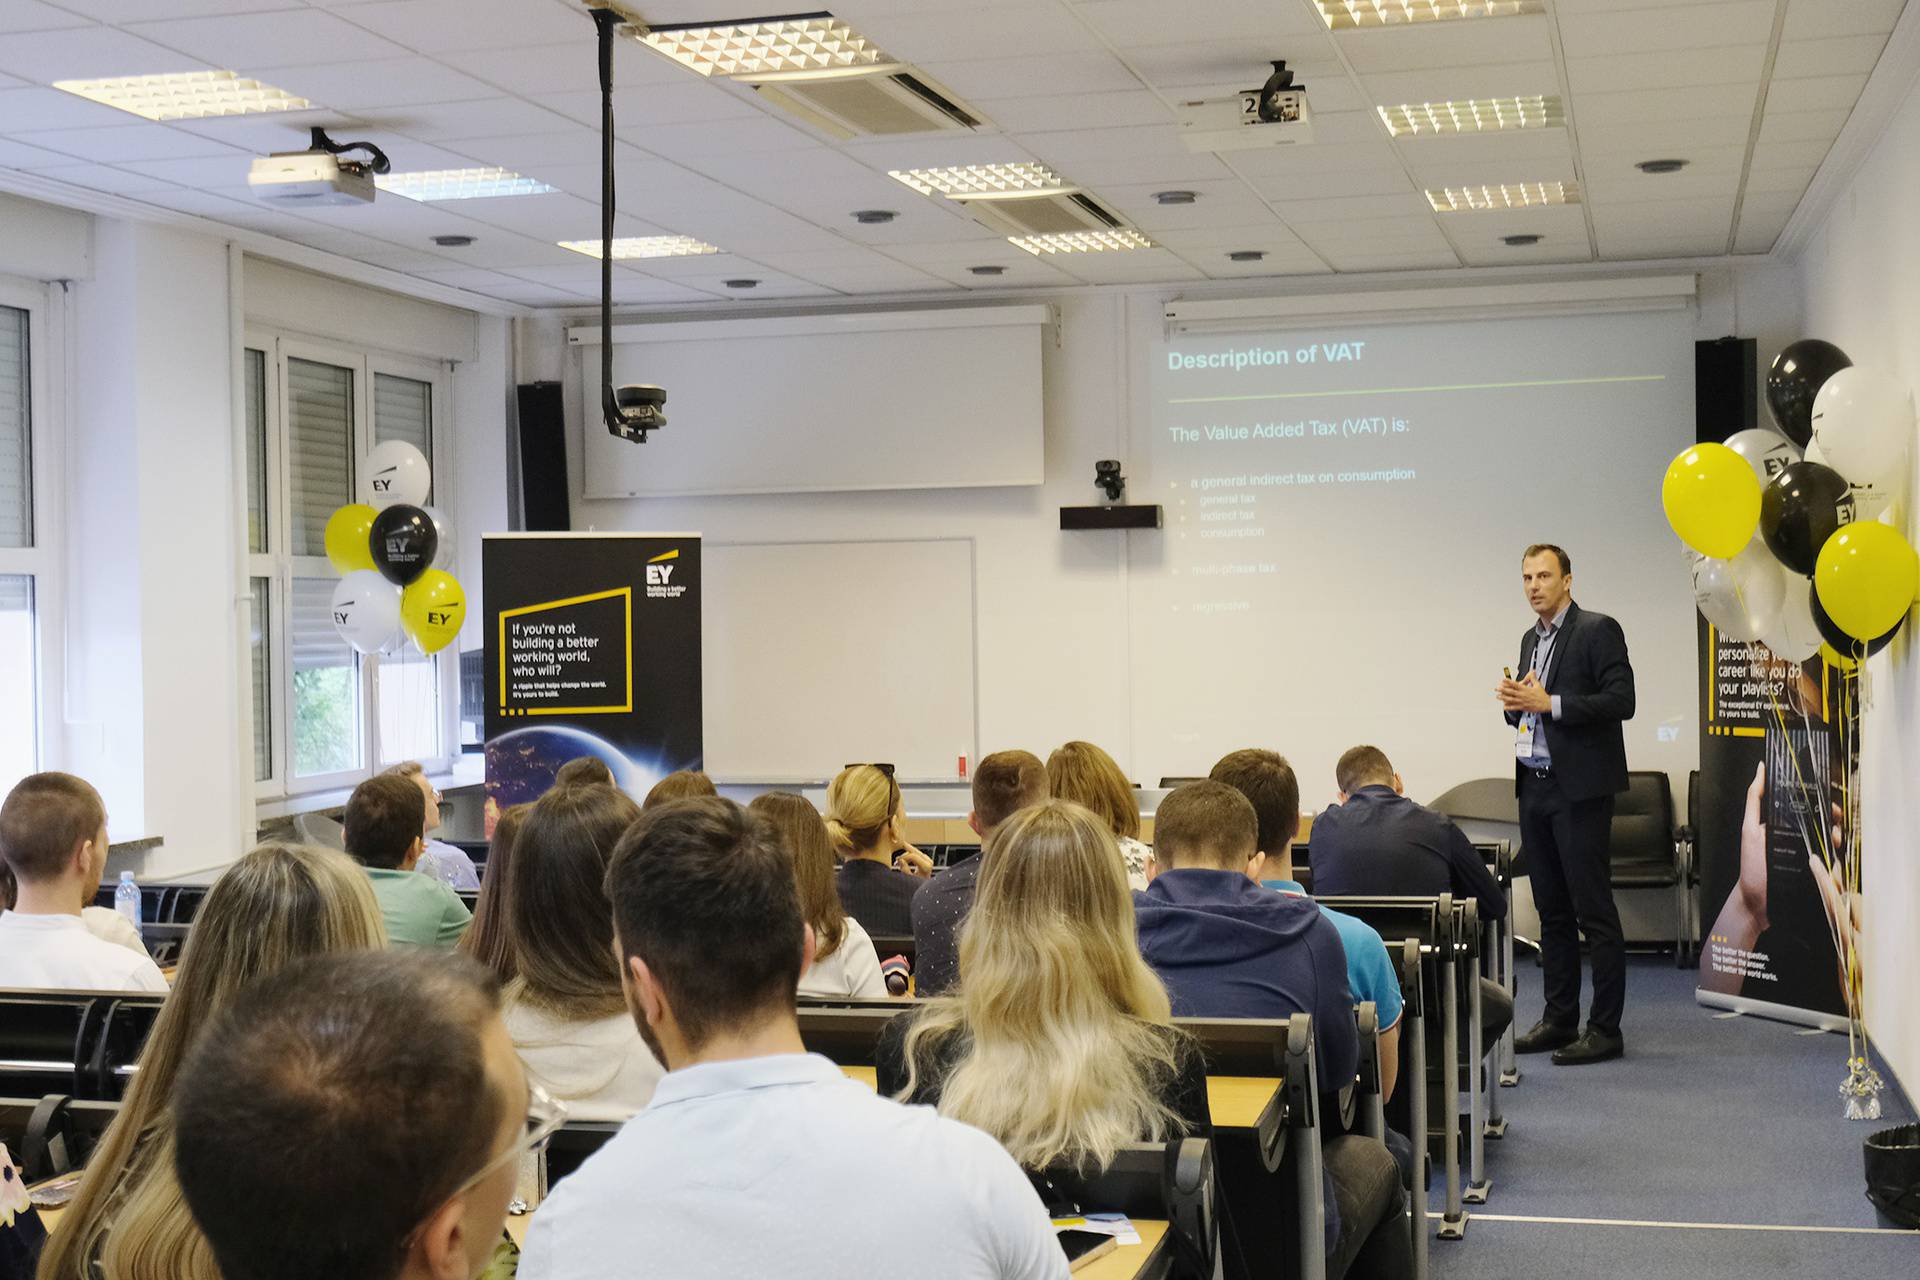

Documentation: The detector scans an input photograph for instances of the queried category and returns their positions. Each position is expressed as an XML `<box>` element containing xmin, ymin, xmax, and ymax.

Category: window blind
<box><xmin>0</xmin><ymin>306</ymin><xmax>30</xmax><ymax>549</ymax></box>
<box><xmin>249</xmin><ymin>576</ymin><xmax>271</xmax><ymax>782</ymax></box>
<box><xmin>288</xmin><ymin>357</ymin><xmax>352</xmax><ymax>558</ymax></box>
<box><xmin>245</xmin><ymin>348</ymin><xmax>268</xmax><ymax>555</ymax></box>
<box><xmin>374</xmin><ymin>372</ymin><xmax>432</xmax><ymax>503</ymax></box>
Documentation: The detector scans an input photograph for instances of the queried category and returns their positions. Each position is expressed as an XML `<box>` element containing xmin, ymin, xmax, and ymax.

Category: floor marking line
<box><xmin>1426</xmin><ymin>1211</ymin><xmax>1919</xmax><ymax>1237</ymax></box>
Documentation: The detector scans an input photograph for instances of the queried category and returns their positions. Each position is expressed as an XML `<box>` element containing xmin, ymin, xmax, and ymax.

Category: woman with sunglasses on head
<box><xmin>824</xmin><ymin>764</ymin><xmax>933</xmax><ymax>939</ymax></box>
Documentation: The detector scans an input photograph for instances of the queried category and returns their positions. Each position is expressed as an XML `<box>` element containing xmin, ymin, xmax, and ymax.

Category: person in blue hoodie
<box><xmin>1135</xmin><ymin>781</ymin><xmax>1410</xmax><ymax>1280</ymax></box>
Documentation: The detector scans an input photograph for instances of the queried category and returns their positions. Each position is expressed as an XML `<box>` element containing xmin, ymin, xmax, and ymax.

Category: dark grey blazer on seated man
<box><xmin>1505</xmin><ymin>601</ymin><xmax>1635</xmax><ymax>802</ymax></box>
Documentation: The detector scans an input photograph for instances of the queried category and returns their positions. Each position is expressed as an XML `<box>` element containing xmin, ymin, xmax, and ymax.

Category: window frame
<box><xmin>246</xmin><ymin>330</ymin><xmax>457</xmax><ymax>805</ymax></box>
<box><xmin>0</xmin><ymin>273</ymin><xmax>64</xmax><ymax>779</ymax></box>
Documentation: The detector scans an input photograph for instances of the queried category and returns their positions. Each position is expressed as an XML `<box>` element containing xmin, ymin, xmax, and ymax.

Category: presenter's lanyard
<box><xmin>1531</xmin><ymin>624</ymin><xmax>1560</xmax><ymax>686</ymax></box>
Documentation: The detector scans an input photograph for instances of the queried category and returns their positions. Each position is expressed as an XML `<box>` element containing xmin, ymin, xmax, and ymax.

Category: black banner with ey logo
<box><xmin>482</xmin><ymin>533</ymin><xmax>702</xmax><ymax>829</ymax></box>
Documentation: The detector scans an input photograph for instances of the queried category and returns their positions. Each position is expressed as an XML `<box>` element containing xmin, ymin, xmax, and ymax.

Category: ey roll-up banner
<box><xmin>482</xmin><ymin>533</ymin><xmax>701</xmax><ymax>827</ymax></box>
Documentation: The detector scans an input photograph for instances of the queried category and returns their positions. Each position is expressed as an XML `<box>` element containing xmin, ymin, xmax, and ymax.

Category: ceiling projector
<box><xmin>1177</xmin><ymin>61</ymin><xmax>1314</xmax><ymax>154</ymax></box>
<box><xmin>248</xmin><ymin>127</ymin><xmax>389</xmax><ymax>207</ymax></box>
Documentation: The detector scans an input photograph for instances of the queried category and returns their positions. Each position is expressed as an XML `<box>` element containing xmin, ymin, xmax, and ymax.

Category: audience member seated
<box><xmin>386</xmin><ymin>761</ymin><xmax>480</xmax><ymax>890</ymax></box>
<box><xmin>1135</xmin><ymin>783</ymin><xmax>1410</xmax><ymax>1280</ymax></box>
<box><xmin>642</xmin><ymin>769</ymin><xmax>716</xmax><ymax>809</ymax></box>
<box><xmin>344</xmin><ymin>774</ymin><xmax>472</xmax><ymax>949</ymax></box>
<box><xmin>173</xmin><ymin>951</ymin><xmax>531</xmax><ymax>1280</ymax></box>
<box><xmin>1210</xmin><ymin>749</ymin><xmax>1404</xmax><ymax>1102</ymax></box>
<box><xmin>910</xmin><ymin>750</ymin><xmax>1049</xmax><ymax>996</ymax></box>
<box><xmin>750</xmin><ymin>792</ymin><xmax>886</xmax><ymax>998</ymax></box>
<box><xmin>826</xmin><ymin>764</ymin><xmax>932</xmax><ymax>938</ymax></box>
<box><xmin>501</xmin><ymin>784</ymin><xmax>662</xmax><ymax>1118</ymax></box>
<box><xmin>0</xmin><ymin>858</ymin><xmax>144</xmax><ymax>957</ymax></box>
<box><xmin>460</xmin><ymin>801</ymin><xmax>529</xmax><ymax>984</ymax></box>
<box><xmin>0</xmin><ymin>772</ymin><xmax>166</xmax><ymax>992</ymax></box>
<box><xmin>1311</xmin><ymin>745</ymin><xmax>1514</xmax><ymax>1054</ymax></box>
<box><xmin>38</xmin><ymin>843</ymin><xmax>386</xmax><ymax>1280</ymax></box>
<box><xmin>878</xmin><ymin>799</ymin><xmax>1209</xmax><ymax>1171</ymax></box>
<box><xmin>1045</xmin><ymin>741</ymin><xmax>1152</xmax><ymax>889</ymax></box>
<box><xmin>554</xmin><ymin>754</ymin><xmax>617</xmax><ymax>790</ymax></box>
<box><xmin>518</xmin><ymin>797</ymin><xmax>1065</xmax><ymax>1280</ymax></box>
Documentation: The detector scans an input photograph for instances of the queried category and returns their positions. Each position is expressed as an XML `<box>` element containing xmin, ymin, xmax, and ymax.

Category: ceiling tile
<box><xmin>1578</xmin><ymin>83</ymin><xmax>1761</xmax><ymax>125</ymax></box>
<box><xmin>438</xmin><ymin>41</ymin><xmax>687</xmax><ymax>98</ymax></box>
<box><xmin>0</xmin><ymin>133</ymin><xmax>81</xmax><ymax>166</ymax></box>
<box><xmin>1763</xmin><ymin>72</ymin><xmax>1872</xmax><ymax>113</ymax></box>
<box><xmin>370</xmin><ymin>97</ymin><xmax>575</xmax><ymax>143</ymax></box>
<box><xmin>1749</xmin><ymin>137</ymin><xmax>1846</xmax><ymax>170</ymax></box>
<box><xmin>0</xmin><ymin>0</ymin><xmax>94</xmax><ymax>33</ymax></box>
<box><xmin>1354</xmin><ymin>62</ymin><xmax>1561</xmax><ymax>105</ymax></box>
<box><xmin>1123</xmin><ymin>45</ymin><xmax>1338</xmax><ymax>94</ymax></box>
<box><xmin>1755</xmin><ymin>107</ymin><xmax>1851</xmax><ymax>144</ymax></box>
<box><xmin>1319</xmin><ymin>248</ymin><xmax>1459</xmax><ymax>272</ymax></box>
<box><xmin>1148</xmin><ymin>222</ymin><xmax>1311</xmax><ymax>252</ymax></box>
<box><xmin>265</xmin><ymin>56</ymin><xmax>502</xmax><ymax>111</ymax></box>
<box><xmin>127</xmin><ymin>11</ymin><xmax>413</xmax><ymax>70</ymax></box>
<box><xmin>12</xmin><ymin>160</ymin><xmax>178</xmax><ymax>194</ymax></box>
<box><xmin>1097</xmin><ymin>178</ymin><xmax>1277</xmax><ymax>230</ymax></box>
<box><xmin>1076</xmin><ymin>0</ymin><xmax>1327</xmax><ymax>46</ymax></box>
<box><xmin>327</xmin><ymin>0</ymin><xmax>591</xmax><ymax>56</ymax></box>
<box><xmin>165</xmin><ymin>112</ymin><xmax>338</xmax><ymax>155</ymax></box>
<box><xmin>1335</xmin><ymin>16</ymin><xmax>1554</xmax><ymax>74</ymax></box>
<box><xmin>1574</xmin><ymin>116</ymin><xmax>1753</xmax><ymax>155</ymax></box>
<box><xmin>1558</xmin><ymin>2</ymin><xmax>1774</xmax><ymax>56</ymax></box>
<box><xmin>1269</xmin><ymin>192</ymin><xmax>1434</xmax><ymax>224</ymax></box>
<box><xmin>1743</xmin><ymin>164</ymin><xmax>1820</xmax><ymax>195</ymax></box>
<box><xmin>918</xmin><ymin>52</ymin><xmax>1144</xmax><ymax>101</ymax></box>
<box><xmin>1771</xmin><ymin>33</ymin><xmax>1893</xmax><ymax>79</ymax></box>
<box><xmin>12</xmin><ymin>122</ymin><xmax>245</xmax><ymax>163</ymax></box>
<box><xmin>1393</xmin><ymin>128</ymin><xmax>1574</xmax><ymax>176</ymax></box>
<box><xmin>1567</xmin><ymin>44</ymin><xmax>1766</xmax><ymax>94</ymax></box>
<box><xmin>1782</xmin><ymin>0</ymin><xmax>1908</xmax><ymax>41</ymax></box>
<box><xmin>629</xmin><ymin>115</ymin><xmax>816</xmax><ymax>163</ymax></box>
<box><xmin>847</xmin><ymin>5</ymin><xmax>1108</xmax><ymax>63</ymax></box>
<box><xmin>970</xmin><ymin>90</ymin><xmax>1173</xmax><ymax>134</ymax></box>
<box><xmin>114</xmin><ymin>151</ymin><xmax>257</xmax><ymax>190</ymax></box>
<box><xmin>538</xmin><ymin>82</ymin><xmax>762</xmax><ymax>130</ymax></box>
<box><xmin>784</xmin><ymin>262</ymin><xmax>959</xmax><ymax>293</ymax></box>
<box><xmin>0</xmin><ymin>25</ymin><xmax>212</xmax><ymax>81</ymax></box>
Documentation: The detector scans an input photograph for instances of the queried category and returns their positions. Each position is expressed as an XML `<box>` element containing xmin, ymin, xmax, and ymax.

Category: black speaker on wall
<box><xmin>515</xmin><ymin>381</ymin><xmax>570</xmax><ymax>531</ymax></box>
<box><xmin>1695</xmin><ymin>337</ymin><xmax>1757</xmax><ymax>445</ymax></box>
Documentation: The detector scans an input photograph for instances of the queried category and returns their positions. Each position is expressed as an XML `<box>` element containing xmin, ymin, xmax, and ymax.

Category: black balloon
<box><xmin>1759</xmin><ymin>460</ymin><xmax>1853</xmax><ymax>576</ymax></box>
<box><xmin>1810</xmin><ymin>584</ymin><xmax>1900</xmax><ymax>661</ymax></box>
<box><xmin>1765</xmin><ymin>339</ymin><xmax>1851</xmax><ymax>446</ymax></box>
<box><xmin>369</xmin><ymin>504</ymin><xmax>438</xmax><ymax>586</ymax></box>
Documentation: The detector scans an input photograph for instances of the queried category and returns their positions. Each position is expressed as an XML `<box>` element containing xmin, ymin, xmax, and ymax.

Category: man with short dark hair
<box><xmin>0</xmin><ymin>772</ymin><xmax>166</xmax><ymax>992</ymax></box>
<box><xmin>911</xmin><ymin>749</ymin><xmax>1049</xmax><ymax>995</ymax></box>
<box><xmin>174</xmin><ymin>951</ymin><xmax>531</xmax><ymax>1280</ymax></box>
<box><xmin>1135</xmin><ymin>782</ymin><xmax>1410</xmax><ymax>1280</ymax></box>
<box><xmin>343</xmin><ymin>773</ymin><xmax>471</xmax><ymax>949</ymax></box>
<box><xmin>384</xmin><ymin>762</ymin><xmax>480</xmax><ymax>890</ymax></box>
<box><xmin>1495</xmin><ymin>542</ymin><xmax>1636</xmax><ymax>1065</ymax></box>
<box><xmin>520</xmin><ymin>797</ymin><xmax>1066</xmax><ymax>1280</ymax></box>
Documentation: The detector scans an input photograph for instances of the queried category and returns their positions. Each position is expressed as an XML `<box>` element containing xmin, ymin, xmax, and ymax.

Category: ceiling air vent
<box><xmin>958</xmin><ymin>191</ymin><xmax>1124</xmax><ymax>240</ymax></box>
<box><xmin>745</xmin><ymin>67</ymin><xmax>981</xmax><ymax>138</ymax></box>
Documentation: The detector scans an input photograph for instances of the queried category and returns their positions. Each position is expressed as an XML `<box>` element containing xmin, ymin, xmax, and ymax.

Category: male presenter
<box><xmin>1496</xmin><ymin>544</ymin><xmax>1636</xmax><ymax>1065</ymax></box>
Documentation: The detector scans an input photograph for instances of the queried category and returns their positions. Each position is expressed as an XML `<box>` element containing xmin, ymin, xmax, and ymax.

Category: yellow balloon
<box><xmin>324</xmin><ymin>504</ymin><xmax>377</xmax><ymax>575</ymax></box>
<box><xmin>1818</xmin><ymin>642</ymin><xmax>1859</xmax><ymax>673</ymax></box>
<box><xmin>401</xmin><ymin>570</ymin><xmax>467</xmax><ymax>655</ymax></box>
<box><xmin>1814</xmin><ymin>520</ymin><xmax>1919</xmax><ymax>642</ymax></box>
<box><xmin>1662</xmin><ymin>443</ymin><xmax>1761</xmax><ymax>559</ymax></box>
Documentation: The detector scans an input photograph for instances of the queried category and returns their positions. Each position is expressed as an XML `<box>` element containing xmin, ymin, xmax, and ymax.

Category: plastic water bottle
<box><xmin>114</xmin><ymin>870</ymin><xmax>142</xmax><ymax>931</ymax></box>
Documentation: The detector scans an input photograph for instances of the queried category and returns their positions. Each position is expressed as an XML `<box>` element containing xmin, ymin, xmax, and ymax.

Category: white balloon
<box><xmin>1688</xmin><ymin>540</ymin><xmax>1785</xmax><ymax>642</ymax></box>
<box><xmin>331</xmin><ymin>570</ymin><xmax>403</xmax><ymax>655</ymax></box>
<box><xmin>1803</xmin><ymin>436</ymin><xmax>1827</xmax><ymax>467</ymax></box>
<box><xmin>421</xmin><ymin>504</ymin><xmax>455</xmax><ymax>569</ymax></box>
<box><xmin>1758</xmin><ymin>577</ymin><xmax>1823</xmax><ymax>661</ymax></box>
<box><xmin>1724</xmin><ymin>426</ymin><xmax>1800</xmax><ymax>486</ymax></box>
<box><xmin>1810</xmin><ymin>367</ymin><xmax>1913</xmax><ymax>490</ymax></box>
<box><xmin>360</xmin><ymin>440</ymin><xmax>432</xmax><ymax>509</ymax></box>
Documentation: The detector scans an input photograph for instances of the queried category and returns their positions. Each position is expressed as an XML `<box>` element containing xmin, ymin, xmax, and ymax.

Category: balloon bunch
<box><xmin>1663</xmin><ymin>339</ymin><xmax>1917</xmax><ymax>667</ymax></box>
<box><xmin>320</xmin><ymin>441</ymin><xmax>468</xmax><ymax>656</ymax></box>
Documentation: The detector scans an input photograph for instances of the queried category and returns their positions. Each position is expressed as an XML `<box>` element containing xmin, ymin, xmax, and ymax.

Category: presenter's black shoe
<box><xmin>1513</xmin><ymin>1020</ymin><xmax>1579</xmax><ymax>1054</ymax></box>
<box><xmin>1551</xmin><ymin>1029</ymin><xmax>1624</xmax><ymax>1065</ymax></box>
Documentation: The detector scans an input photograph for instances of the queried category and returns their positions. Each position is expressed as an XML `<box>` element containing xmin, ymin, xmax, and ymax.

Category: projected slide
<box><xmin>1130</xmin><ymin>309</ymin><xmax>1698</xmax><ymax>801</ymax></box>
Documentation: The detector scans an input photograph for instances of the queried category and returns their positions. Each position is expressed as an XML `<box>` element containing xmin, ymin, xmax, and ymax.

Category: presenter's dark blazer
<box><xmin>1506</xmin><ymin>601</ymin><xmax>1635</xmax><ymax>802</ymax></box>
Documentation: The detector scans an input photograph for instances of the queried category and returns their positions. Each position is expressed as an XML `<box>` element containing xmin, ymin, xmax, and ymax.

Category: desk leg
<box><xmin>1409</xmin><ymin>1007</ymin><xmax>1430</xmax><ymax>1280</ymax></box>
<box><xmin>1465</xmin><ymin>974</ymin><xmax>1491</xmax><ymax>1204</ymax></box>
<box><xmin>1437</xmin><ymin>957</ymin><xmax>1468</xmax><ymax>1240</ymax></box>
<box><xmin>1499</xmin><ymin>922</ymin><xmax>1520</xmax><ymax>1088</ymax></box>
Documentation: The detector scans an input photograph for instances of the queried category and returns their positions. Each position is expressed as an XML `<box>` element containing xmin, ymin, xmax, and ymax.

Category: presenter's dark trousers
<box><xmin>1518</xmin><ymin>769</ymin><xmax>1624</xmax><ymax>1037</ymax></box>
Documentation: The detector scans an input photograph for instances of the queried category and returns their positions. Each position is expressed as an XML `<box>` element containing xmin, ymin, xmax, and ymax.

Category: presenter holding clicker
<box><xmin>1496</xmin><ymin>544</ymin><xmax>1636</xmax><ymax>1065</ymax></box>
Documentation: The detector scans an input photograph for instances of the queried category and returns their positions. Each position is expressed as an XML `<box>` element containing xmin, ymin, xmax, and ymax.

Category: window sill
<box><xmin>254</xmin><ymin>755</ymin><xmax>483</xmax><ymax>821</ymax></box>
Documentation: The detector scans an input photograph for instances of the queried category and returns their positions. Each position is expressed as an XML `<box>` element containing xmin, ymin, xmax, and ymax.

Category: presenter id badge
<box><xmin>1514</xmin><ymin>717</ymin><xmax>1537</xmax><ymax>760</ymax></box>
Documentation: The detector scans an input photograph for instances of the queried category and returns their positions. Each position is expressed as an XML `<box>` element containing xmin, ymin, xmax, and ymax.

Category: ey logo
<box><xmin>426</xmin><ymin>608</ymin><xmax>459</xmax><ymax>627</ymax></box>
<box><xmin>371</xmin><ymin>466</ymin><xmax>398</xmax><ymax>494</ymax></box>
<box><xmin>646</xmin><ymin>564</ymin><xmax>674</xmax><ymax>586</ymax></box>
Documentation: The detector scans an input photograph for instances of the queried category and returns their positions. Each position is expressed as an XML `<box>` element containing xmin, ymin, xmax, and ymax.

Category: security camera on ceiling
<box><xmin>1176</xmin><ymin>61</ymin><xmax>1314</xmax><ymax>154</ymax></box>
<box><xmin>248</xmin><ymin>127</ymin><xmax>390</xmax><ymax>206</ymax></box>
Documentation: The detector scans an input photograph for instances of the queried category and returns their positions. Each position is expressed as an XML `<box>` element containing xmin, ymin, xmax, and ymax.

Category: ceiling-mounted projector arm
<box><xmin>592</xmin><ymin>5</ymin><xmax>665</xmax><ymax>443</ymax></box>
<box><xmin>306</xmin><ymin>126</ymin><xmax>390</xmax><ymax>175</ymax></box>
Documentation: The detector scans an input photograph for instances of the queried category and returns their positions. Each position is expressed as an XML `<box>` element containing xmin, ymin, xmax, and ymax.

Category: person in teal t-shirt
<box><xmin>342</xmin><ymin>775</ymin><xmax>471</xmax><ymax>949</ymax></box>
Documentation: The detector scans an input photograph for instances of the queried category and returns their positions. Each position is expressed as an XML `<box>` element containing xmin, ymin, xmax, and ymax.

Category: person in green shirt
<box><xmin>343</xmin><ymin>774</ymin><xmax>472</xmax><ymax>949</ymax></box>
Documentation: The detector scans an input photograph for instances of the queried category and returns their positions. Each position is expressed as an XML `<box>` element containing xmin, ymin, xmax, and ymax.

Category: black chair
<box><xmin>1607</xmin><ymin>770</ymin><xmax>1690</xmax><ymax>958</ymax></box>
<box><xmin>1675</xmin><ymin>770</ymin><xmax>1701</xmax><ymax>966</ymax></box>
<box><xmin>1029</xmin><ymin>1139</ymin><xmax>1218</xmax><ymax>1280</ymax></box>
<box><xmin>164</xmin><ymin>886</ymin><xmax>209</xmax><ymax>924</ymax></box>
<box><xmin>1472</xmin><ymin>843</ymin><xmax>1521</xmax><ymax>1089</ymax></box>
<box><xmin>0</xmin><ymin>1093</ymin><xmax>122</xmax><ymax>1183</ymax></box>
<box><xmin>543</xmin><ymin>1119</ymin><xmax>623</xmax><ymax>1189</ymax></box>
<box><xmin>795</xmin><ymin>1005</ymin><xmax>904</xmax><ymax>1066</ymax></box>
<box><xmin>0</xmin><ymin>991</ymin><xmax>106</xmax><ymax>1100</ymax></box>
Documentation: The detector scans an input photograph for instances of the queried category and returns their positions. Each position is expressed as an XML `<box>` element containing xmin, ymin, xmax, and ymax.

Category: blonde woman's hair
<box><xmin>38</xmin><ymin>843</ymin><xmax>386</xmax><ymax>1280</ymax></box>
<box><xmin>824</xmin><ymin>765</ymin><xmax>897</xmax><ymax>855</ymax></box>
<box><xmin>893</xmin><ymin>800</ymin><xmax>1185</xmax><ymax>1172</ymax></box>
<box><xmin>749</xmin><ymin>792</ymin><xmax>848</xmax><ymax>962</ymax></box>
<box><xmin>1045</xmin><ymin>741</ymin><xmax>1141</xmax><ymax>841</ymax></box>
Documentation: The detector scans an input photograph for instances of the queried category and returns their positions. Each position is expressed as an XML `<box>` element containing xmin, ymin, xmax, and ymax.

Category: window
<box><xmin>244</xmin><ymin>333</ymin><xmax>454</xmax><ymax>801</ymax></box>
<box><xmin>0</xmin><ymin>281</ymin><xmax>58</xmax><ymax>791</ymax></box>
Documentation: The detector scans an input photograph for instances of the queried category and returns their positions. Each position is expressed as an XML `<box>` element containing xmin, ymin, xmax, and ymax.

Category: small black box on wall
<box><xmin>1060</xmin><ymin>505</ymin><xmax>1163</xmax><ymax>531</ymax></box>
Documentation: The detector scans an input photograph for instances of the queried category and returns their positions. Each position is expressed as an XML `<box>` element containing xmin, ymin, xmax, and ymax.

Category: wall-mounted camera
<box><xmin>1095</xmin><ymin>459</ymin><xmax>1126</xmax><ymax>501</ymax></box>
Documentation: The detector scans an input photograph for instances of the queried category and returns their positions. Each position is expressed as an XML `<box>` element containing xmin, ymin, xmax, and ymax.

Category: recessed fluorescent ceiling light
<box><xmin>1378</xmin><ymin>96</ymin><xmax>1563</xmax><ymax>137</ymax></box>
<box><xmin>377</xmin><ymin>168</ymin><xmax>558</xmax><ymax>201</ymax></box>
<box><xmin>1426</xmin><ymin>181</ymin><xmax>1578</xmax><ymax>212</ymax></box>
<box><xmin>1319</xmin><ymin>1</ymin><xmax>1543</xmax><ymax>28</ymax></box>
<box><xmin>52</xmin><ymin>70</ymin><xmax>311</xmax><ymax>121</ymax></box>
<box><xmin>889</xmin><ymin>163</ymin><xmax>1075</xmax><ymax>199</ymax></box>
<box><xmin>641</xmin><ymin>14</ymin><xmax>895</xmax><ymax>79</ymax></box>
<box><xmin>1009</xmin><ymin>229</ymin><xmax>1153</xmax><ymax>255</ymax></box>
<box><xmin>557</xmin><ymin>236</ymin><xmax>722</xmax><ymax>259</ymax></box>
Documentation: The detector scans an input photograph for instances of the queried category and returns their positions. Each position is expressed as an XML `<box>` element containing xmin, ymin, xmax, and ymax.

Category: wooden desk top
<box><xmin>840</xmin><ymin>1065</ymin><xmax>1277</xmax><ymax>1130</ymax></box>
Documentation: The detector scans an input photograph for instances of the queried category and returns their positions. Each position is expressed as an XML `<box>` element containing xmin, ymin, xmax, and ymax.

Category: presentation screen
<box><xmin>1131</xmin><ymin>308</ymin><xmax>1698</xmax><ymax>806</ymax></box>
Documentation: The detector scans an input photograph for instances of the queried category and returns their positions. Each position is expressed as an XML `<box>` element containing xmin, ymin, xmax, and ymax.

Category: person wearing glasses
<box><xmin>825</xmin><ymin>763</ymin><xmax>934</xmax><ymax>938</ymax></box>
<box><xmin>38</xmin><ymin>844</ymin><xmax>387</xmax><ymax>1280</ymax></box>
<box><xmin>387</xmin><ymin>762</ymin><xmax>481</xmax><ymax>891</ymax></box>
<box><xmin>518</xmin><ymin>797</ymin><xmax>1064</xmax><ymax>1280</ymax></box>
<box><xmin>174</xmin><ymin>950</ymin><xmax>549</xmax><ymax>1280</ymax></box>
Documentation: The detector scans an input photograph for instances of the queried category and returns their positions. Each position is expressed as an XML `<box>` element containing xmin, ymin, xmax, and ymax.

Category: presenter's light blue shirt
<box><xmin>1263</xmin><ymin>880</ymin><xmax>1404</xmax><ymax>1033</ymax></box>
<box><xmin>519</xmin><ymin>1052</ymin><xmax>1068</xmax><ymax>1280</ymax></box>
<box><xmin>1524</xmin><ymin>601</ymin><xmax>1569</xmax><ymax>768</ymax></box>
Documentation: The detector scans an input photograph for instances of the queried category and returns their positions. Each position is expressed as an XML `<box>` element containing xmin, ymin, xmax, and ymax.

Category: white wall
<box><xmin>1794</xmin><ymin>73</ymin><xmax>1920</xmax><ymax>1097</ymax></box>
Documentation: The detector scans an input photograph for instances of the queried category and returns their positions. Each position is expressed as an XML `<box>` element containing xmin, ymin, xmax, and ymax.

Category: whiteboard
<box><xmin>572</xmin><ymin>306</ymin><xmax>1047</xmax><ymax>498</ymax></box>
<box><xmin>701</xmin><ymin>539</ymin><xmax>977</xmax><ymax>780</ymax></box>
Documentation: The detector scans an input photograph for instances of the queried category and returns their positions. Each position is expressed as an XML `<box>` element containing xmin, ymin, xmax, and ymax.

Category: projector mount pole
<box><xmin>592</xmin><ymin>6</ymin><xmax>631</xmax><ymax>440</ymax></box>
